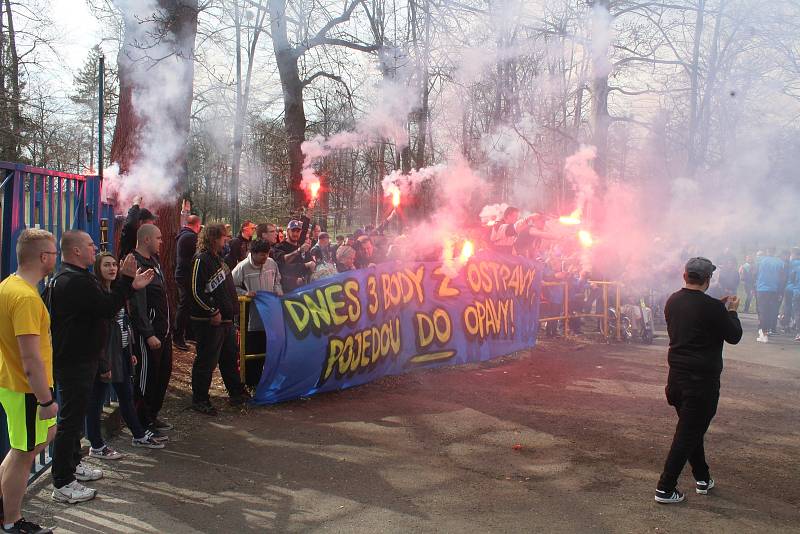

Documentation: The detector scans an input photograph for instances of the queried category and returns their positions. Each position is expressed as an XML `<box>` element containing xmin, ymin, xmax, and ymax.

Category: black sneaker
<box><xmin>190</xmin><ymin>401</ymin><xmax>218</xmax><ymax>416</ymax></box>
<box><xmin>229</xmin><ymin>389</ymin><xmax>251</xmax><ymax>406</ymax></box>
<box><xmin>696</xmin><ymin>478</ymin><xmax>715</xmax><ymax>494</ymax></box>
<box><xmin>654</xmin><ymin>488</ymin><xmax>685</xmax><ymax>504</ymax></box>
<box><xmin>173</xmin><ymin>340</ymin><xmax>190</xmax><ymax>351</ymax></box>
<box><xmin>2</xmin><ymin>517</ymin><xmax>53</xmax><ymax>533</ymax></box>
<box><xmin>153</xmin><ymin>418</ymin><xmax>173</xmax><ymax>431</ymax></box>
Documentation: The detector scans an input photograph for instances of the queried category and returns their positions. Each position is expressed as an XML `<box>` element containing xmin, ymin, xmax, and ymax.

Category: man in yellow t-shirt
<box><xmin>0</xmin><ymin>228</ymin><xmax>59</xmax><ymax>534</ymax></box>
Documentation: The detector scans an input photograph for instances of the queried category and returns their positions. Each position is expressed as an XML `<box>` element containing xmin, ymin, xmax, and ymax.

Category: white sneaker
<box><xmin>75</xmin><ymin>462</ymin><xmax>103</xmax><ymax>481</ymax></box>
<box><xmin>52</xmin><ymin>480</ymin><xmax>96</xmax><ymax>503</ymax></box>
<box><xmin>756</xmin><ymin>330</ymin><xmax>769</xmax><ymax>343</ymax></box>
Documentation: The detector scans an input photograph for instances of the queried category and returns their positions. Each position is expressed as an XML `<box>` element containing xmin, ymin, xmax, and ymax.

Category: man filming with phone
<box><xmin>654</xmin><ymin>257</ymin><xmax>742</xmax><ymax>504</ymax></box>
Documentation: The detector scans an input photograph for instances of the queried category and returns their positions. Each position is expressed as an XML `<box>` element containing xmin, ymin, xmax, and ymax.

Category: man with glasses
<box><xmin>0</xmin><ymin>229</ymin><xmax>59</xmax><ymax>533</ymax></box>
<box><xmin>270</xmin><ymin>220</ymin><xmax>315</xmax><ymax>293</ymax></box>
<box><xmin>255</xmin><ymin>223</ymin><xmax>279</xmax><ymax>246</ymax></box>
<box><xmin>47</xmin><ymin>230</ymin><xmax>154</xmax><ymax>504</ymax></box>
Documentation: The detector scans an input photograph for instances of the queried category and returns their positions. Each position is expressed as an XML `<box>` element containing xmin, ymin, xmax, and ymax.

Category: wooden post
<box><xmin>563</xmin><ymin>281</ymin><xmax>570</xmax><ymax>337</ymax></box>
<box><xmin>602</xmin><ymin>284</ymin><xmax>609</xmax><ymax>339</ymax></box>
<box><xmin>239</xmin><ymin>296</ymin><xmax>248</xmax><ymax>383</ymax></box>
<box><xmin>615</xmin><ymin>284</ymin><xmax>622</xmax><ymax>341</ymax></box>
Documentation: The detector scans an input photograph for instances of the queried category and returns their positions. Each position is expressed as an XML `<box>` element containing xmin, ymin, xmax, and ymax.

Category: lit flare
<box><xmin>559</xmin><ymin>208</ymin><xmax>582</xmax><ymax>226</ymax></box>
<box><xmin>578</xmin><ymin>230</ymin><xmax>594</xmax><ymax>248</ymax></box>
<box><xmin>309</xmin><ymin>181</ymin><xmax>321</xmax><ymax>200</ymax></box>
<box><xmin>459</xmin><ymin>240</ymin><xmax>474</xmax><ymax>263</ymax></box>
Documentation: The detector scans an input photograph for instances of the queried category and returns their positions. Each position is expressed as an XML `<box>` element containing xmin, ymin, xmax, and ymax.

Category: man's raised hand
<box><xmin>132</xmin><ymin>268</ymin><xmax>155</xmax><ymax>290</ymax></box>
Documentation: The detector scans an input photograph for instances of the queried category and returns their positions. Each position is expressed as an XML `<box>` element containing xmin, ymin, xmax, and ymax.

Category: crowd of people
<box><xmin>3</xmin><ymin>193</ymin><xmax>795</xmax><ymax>532</ymax></box>
<box><xmin>674</xmin><ymin>247</ymin><xmax>800</xmax><ymax>343</ymax></box>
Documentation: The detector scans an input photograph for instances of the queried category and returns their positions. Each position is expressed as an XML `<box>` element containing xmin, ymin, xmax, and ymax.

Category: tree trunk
<box><xmin>269</xmin><ymin>0</ymin><xmax>306</xmax><ymax>209</ymax></box>
<box><xmin>686</xmin><ymin>0</ymin><xmax>706</xmax><ymax>176</ymax></box>
<box><xmin>110</xmin><ymin>0</ymin><xmax>198</xmax><ymax>310</ymax></box>
<box><xmin>230</xmin><ymin>1</ymin><xmax>266</xmax><ymax>229</ymax></box>
<box><xmin>591</xmin><ymin>0</ymin><xmax>611</xmax><ymax>190</ymax></box>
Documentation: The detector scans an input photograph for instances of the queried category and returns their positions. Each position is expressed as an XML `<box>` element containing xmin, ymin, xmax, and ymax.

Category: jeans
<box><xmin>657</xmin><ymin>372</ymin><xmax>719</xmax><ymax>492</ymax></box>
<box><xmin>133</xmin><ymin>333</ymin><xmax>173</xmax><ymax>428</ymax></box>
<box><xmin>85</xmin><ymin>377</ymin><xmax>147</xmax><ymax>449</ymax></box>
<box><xmin>174</xmin><ymin>277</ymin><xmax>193</xmax><ymax>343</ymax></box>
<box><xmin>756</xmin><ymin>291</ymin><xmax>779</xmax><ymax>332</ymax></box>
<box><xmin>191</xmin><ymin>321</ymin><xmax>244</xmax><ymax>404</ymax></box>
<box><xmin>52</xmin><ymin>374</ymin><xmax>94</xmax><ymax>488</ymax></box>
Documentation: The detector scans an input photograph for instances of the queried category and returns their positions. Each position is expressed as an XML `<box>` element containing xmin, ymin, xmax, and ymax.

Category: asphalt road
<box><xmin>26</xmin><ymin>312</ymin><xmax>800</xmax><ymax>533</ymax></box>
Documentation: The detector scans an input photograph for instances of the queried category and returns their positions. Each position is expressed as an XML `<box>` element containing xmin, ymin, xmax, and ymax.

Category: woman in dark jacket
<box><xmin>85</xmin><ymin>252</ymin><xmax>164</xmax><ymax>458</ymax></box>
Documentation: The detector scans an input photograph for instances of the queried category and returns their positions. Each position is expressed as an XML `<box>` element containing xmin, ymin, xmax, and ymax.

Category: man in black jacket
<box><xmin>174</xmin><ymin>215</ymin><xmax>201</xmax><ymax>349</ymax></box>
<box><xmin>224</xmin><ymin>220</ymin><xmax>256</xmax><ymax>270</ymax></box>
<box><xmin>271</xmin><ymin>220</ymin><xmax>314</xmax><ymax>293</ymax></box>
<box><xmin>131</xmin><ymin>224</ymin><xmax>173</xmax><ymax>436</ymax></box>
<box><xmin>48</xmin><ymin>230</ymin><xmax>153</xmax><ymax>501</ymax></box>
<box><xmin>118</xmin><ymin>196</ymin><xmax>157</xmax><ymax>258</ymax></box>
<box><xmin>655</xmin><ymin>257</ymin><xmax>742</xmax><ymax>504</ymax></box>
<box><xmin>190</xmin><ymin>223</ymin><xmax>248</xmax><ymax>415</ymax></box>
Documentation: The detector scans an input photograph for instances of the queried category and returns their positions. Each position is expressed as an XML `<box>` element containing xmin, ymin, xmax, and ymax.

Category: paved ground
<box><xmin>25</xmin><ymin>312</ymin><xmax>800</xmax><ymax>533</ymax></box>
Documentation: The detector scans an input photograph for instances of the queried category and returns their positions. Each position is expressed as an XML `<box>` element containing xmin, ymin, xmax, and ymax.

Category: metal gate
<box><xmin>0</xmin><ymin>161</ymin><xmax>116</xmax><ymax>482</ymax></box>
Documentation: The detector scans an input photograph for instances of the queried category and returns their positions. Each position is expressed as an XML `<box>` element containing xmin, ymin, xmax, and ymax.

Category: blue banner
<box><xmin>252</xmin><ymin>252</ymin><xmax>542</xmax><ymax>404</ymax></box>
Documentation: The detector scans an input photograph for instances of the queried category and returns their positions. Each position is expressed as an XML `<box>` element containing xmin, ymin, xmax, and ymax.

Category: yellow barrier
<box><xmin>238</xmin><ymin>295</ymin><xmax>266</xmax><ymax>383</ymax></box>
<box><xmin>539</xmin><ymin>280</ymin><xmax>623</xmax><ymax>341</ymax></box>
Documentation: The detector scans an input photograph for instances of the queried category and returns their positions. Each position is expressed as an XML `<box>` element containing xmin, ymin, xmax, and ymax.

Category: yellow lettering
<box><xmin>367</xmin><ymin>275</ymin><xmax>379</xmax><ymax>316</ymax></box>
<box><xmin>303</xmin><ymin>290</ymin><xmax>331</xmax><ymax>330</ymax></box>
<box><xmin>344</xmin><ymin>280</ymin><xmax>361</xmax><ymax>322</ymax></box>
<box><xmin>433</xmin><ymin>308</ymin><xmax>452</xmax><ymax>344</ymax></box>
<box><xmin>284</xmin><ymin>300</ymin><xmax>310</xmax><ymax>333</ymax></box>
<box><xmin>416</xmin><ymin>312</ymin><xmax>435</xmax><ymax>348</ymax></box>
<box><xmin>324</xmin><ymin>284</ymin><xmax>348</xmax><ymax>326</ymax></box>
<box><xmin>435</xmin><ymin>266</ymin><xmax>461</xmax><ymax>297</ymax></box>
<box><xmin>323</xmin><ymin>338</ymin><xmax>343</xmax><ymax>381</ymax></box>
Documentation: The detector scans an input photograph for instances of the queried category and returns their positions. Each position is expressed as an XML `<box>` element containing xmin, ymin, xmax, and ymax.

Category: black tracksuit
<box><xmin>47</xmin><ymin>263</ymin><xmax>133</xmax><ymax>488</ymax></box>
<box><xmin>657</xmin><ymin>288</ymin><xmax>743</xmax><ymax>492</ymax></box>
<box><xmin>189</xmin><ymin>250</ymin><xmax>244</xmax><ymax>404</ymax></box>
<box><xmin>130</xmin><ymin>251</ymin><xmax>172</xmax><ymax>428</ymax></box>
<box><xmin>118</xmin><ymin>204</ymin><xmax>141</xmax><ymax>259</ymax></box>
<box><xmin>174</xmin><ymin>226</ymin><xmax>198</xmax><ymax>343</ymax></box>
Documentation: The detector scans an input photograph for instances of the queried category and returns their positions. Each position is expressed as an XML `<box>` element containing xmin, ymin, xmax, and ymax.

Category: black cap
<box><xmin>685</xmin><ymin>257</ymin><xmax>716</xmax><ymax>279</ymax></box>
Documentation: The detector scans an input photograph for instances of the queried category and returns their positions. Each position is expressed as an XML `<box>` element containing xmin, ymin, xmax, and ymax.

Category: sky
<box><xmin>49</xmin><ymin>1</ymin><xmax>105</xmax><ymax>74</ymax></box>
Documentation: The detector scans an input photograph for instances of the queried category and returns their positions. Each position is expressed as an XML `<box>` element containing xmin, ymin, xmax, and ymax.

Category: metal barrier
<box><xmin>0</xmin><ymin>161</ymin><xmax>116</xmax><ymax>482</ymax></box>
<box><xmin>539</xmin><ymin>280</ymin><xmax>623</xmax><ymax>341</ymax></box>
<box><xmin>238</xmin><ymin>296</ymin><xmax>266</xmax><ymax>384</ymax></box>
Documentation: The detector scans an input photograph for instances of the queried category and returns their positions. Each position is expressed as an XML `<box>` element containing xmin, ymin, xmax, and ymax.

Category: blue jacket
<box><xmin>786</xmin><ymin>259</ymin><xmax>800</xmax><ymax>294</ymax></box>
<box><xmin>756</xmin><ymin>256</ymin><xmax>784</xmax><ymax>292</ymax></box>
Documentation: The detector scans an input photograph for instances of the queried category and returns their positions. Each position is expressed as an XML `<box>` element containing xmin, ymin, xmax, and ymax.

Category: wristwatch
<box><xmin>38</xmin><ymin>398</ymin><xmax>55</xmax><ymax>407</ymax></box>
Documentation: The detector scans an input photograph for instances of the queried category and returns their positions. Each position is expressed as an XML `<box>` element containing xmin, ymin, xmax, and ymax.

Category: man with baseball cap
<box><xmin>654</xmin><ymin>257</ymin><xmax>742</xmax><ymax>504</ymax></box>
<box><xmin>270</xmin><ymin>220</ymin><xmax>315</xmax><ymax>293</ymax></box>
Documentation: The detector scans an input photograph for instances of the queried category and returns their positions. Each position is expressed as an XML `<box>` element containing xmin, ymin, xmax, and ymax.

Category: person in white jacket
<box><xmin>231</xmin><ymin>239</ymin><xmax>282</xmax><ymax>385</ymax></box>
<box><xmin>232</xmin><ymin>239</ymin><xmax>282</xmax><ymax>331</ymax></box>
